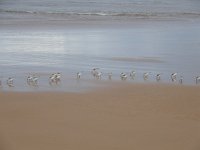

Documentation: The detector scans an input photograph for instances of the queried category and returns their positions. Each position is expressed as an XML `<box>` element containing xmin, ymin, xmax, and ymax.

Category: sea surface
<box><xmin>0</xmin><ymin>0</ymin><xmax>200</xmax><ymax>91</ymax></box>
<box><xmin>1</xmin><ymin>0</ymin><xmax>200</xmax><ymax>18</ymax></box>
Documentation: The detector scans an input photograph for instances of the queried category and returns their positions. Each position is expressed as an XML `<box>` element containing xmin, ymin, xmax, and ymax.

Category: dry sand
<box><xmin>0</xmin><ymin>83</ymin><xmax>200</xmax><ymax>150</ymax></box>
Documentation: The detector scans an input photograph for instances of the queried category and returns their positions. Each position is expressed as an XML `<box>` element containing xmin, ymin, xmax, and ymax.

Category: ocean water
<box><xmin>1</xmin><ymin>0</ymin><xmax>200</xmax><ymax>19</ymax></box>
<box><xmin>0</xmin><ymin>0</ymin><xmax>200</xmax><ymax>91</ymax></box>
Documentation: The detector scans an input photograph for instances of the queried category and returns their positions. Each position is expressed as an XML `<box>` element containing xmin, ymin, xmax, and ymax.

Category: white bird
<box><xmin>179</xmin><ymin>76</ymin><xmax>183</xmax><ymax>84</ymax></box>
<box><xmin>55</xmin><ymin>72</ymin><xmax>61</xmax><ymax>82</ymax></box>
<box><xmin>156</xmin><ymin>74</ymin><xmax>161</xmax><ymax>82</ymax></box>
<box><xmin>171</xmin><ymin>73</ymin><xmax>177</xmax><ymax>82</ymax></box>
<box><xmin>49</xmin><ymin>73</ymin><xmax>61</xmax><ymax>85</ymax></box>
<box><xmin>96</xmin><ymin>72</ymin><xmax>102</xmax><ymax>80</ymax></box>
<box><xmin>77</xmin><ymin>72</ymin><xmax>82</xmax><ymax>79</ymax></box>
<box><xmin>91</xmin><ymin>68</ymin><xmax>102</xmax><ymax>80</ymax></box>
<box><xmin>7</xmin><ymin>77</ymin><xmax>14</xmax><ymax>87</ymax></box>
<box><xmin>120</xmin><ymin>73</ymin><xmax>127</xmax><ymax>81</ymax></box>
<box><xmin>195</xmin><ymin>76</ymin><xmax>200</xmax><ymax>84</ymax></box>
<box><xmin>27</xmin><ymin>75</ymin><xmax>38</xmax><ymax>86</ymax></box>
<box><xmin>143</xmin><ymin>72</ymin><xmax>150</xmax><ymax>81</ymax></box>
<box><xmin>91</xmin><ymin>68</ymin><xmax>99</xmax><ymax>78</ymax></box>
<box><xmin>49</xmin><ymin>74</ymin><xmax>55</xmax><ymax>83</ymax></box>
<box><xmin>108</xmin><ymin>72</ymin><xmax>112</xmax><ymax>80</ymax></box>
<box><xmin>130</xmin><ymin>71</ymin><xmax>136</xmax><ymax>79</ymax></box>
<box><xmin>27</xmin><ymin>76</ymin><xmax>32</xmax><ymax>83</ymax></box>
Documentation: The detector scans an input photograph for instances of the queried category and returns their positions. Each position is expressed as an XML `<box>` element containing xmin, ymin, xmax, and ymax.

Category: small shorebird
<box><xmin>179</xmin><ymin>76</ymin><xmax>183</xmax><ymax>84</ymax></box>
<box><xmin>91</xmin><ymin>68</ymin><xmax>102</xmax><ymax>80</ymax></box>
<box><xmin>77</xmin><ymin>72</ymin><xmax>82</xmax><ymax>79</ymax></box>
<box><xmin>49</xmin><ymin>73</ymin><xmax>61</xmax><ymax>85</ymax></box>
<box><xmin>171</xmin><ymin>73</ymin><xmax>177</xmax><ymax>82</ymax></box>
<box><xmin>55</xmin><ymin>72</ymin><xmax>61</xmax><ymax>82</ymax></box>
<box><xmin>156</xmin><ymin>74</ymin><xmax>161</xmax><ymax>82</ymax></box>
<box><xmin>27</xmin><ymin>75</ymin><xmax>38</xmax><ymax>86</ymax></box>
<box><xmin>130</xmin><ymin>71</ymin><xmax>136</xmax><ymax>79</ymax></box>
<box><xmin>96</xmin><ymin>72</ymin><xmax>102</xmax><ymax>80</ymax></box>
<box><xmin>195</xmin><ymin>76</ymin><xmax>200</xmax><ymax>84</ymax></box>
<box><xmin>120</xmin><ymin>73</ymin><xmax>127</xmax><ymax>81</ymax></box>
<box><xmin>108</xmin><ymin>72</ymin><xmax>112</xmax><ymax>80</ymax></box>
<box><xmin>91</xmin><ymin>68</ymin><xmax>99</xmax><ymax>78</ymax></box>
<box><xmin>7</xmin><ymin>77</ymin><xmax>14</xmax><ymax>87</ymax></box>
<box><xmin>143</xmin><ymin>72</ymin><xmax>150</xmax><ymax>81</ymax></box>
<box><xmin>49</xmin><ymin>73</ymin><xmax>56</xmax><ymax>82</ymax></box>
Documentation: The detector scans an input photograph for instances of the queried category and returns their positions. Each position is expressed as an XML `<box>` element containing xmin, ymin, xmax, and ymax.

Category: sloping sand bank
<box><xmin>0</xmin><ymin>83</ymin><xmax>200</xmax><ymax>150</ymax></box>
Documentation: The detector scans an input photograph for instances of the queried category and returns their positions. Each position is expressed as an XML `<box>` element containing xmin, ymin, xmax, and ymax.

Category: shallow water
<box><xmin>1</xmin><ymin>0</ymin><xmax>200</xmax><ymax>19</ymax></box>
<box><xmin>0</xmin><ymin>21</ymin><xmax>200</xmax><ymax>92</ymax></box>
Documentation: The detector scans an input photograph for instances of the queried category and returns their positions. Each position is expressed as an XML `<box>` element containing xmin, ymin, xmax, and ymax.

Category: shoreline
<box><xmin>0</xmin><ymin>75</ymin><xmax>200</xmax><ymax>93</ymax></box>
<box><xmin>1</xmin><ymin>81</ymin><xmax>200</xmax><ymax>93</ymax></box>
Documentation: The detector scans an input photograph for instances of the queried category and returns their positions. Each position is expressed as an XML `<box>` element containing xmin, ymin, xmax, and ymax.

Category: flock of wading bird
<box><xmin>0</xmin><ymin>68</ymin><xmax>200</xmax><ymax>88</ymax></box>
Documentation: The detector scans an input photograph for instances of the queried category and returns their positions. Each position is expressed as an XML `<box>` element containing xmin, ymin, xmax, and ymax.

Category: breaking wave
<box><xmin>1</xmin><ymin>9</ymin><xmax>200</xmax><ymax>18</ymax></box>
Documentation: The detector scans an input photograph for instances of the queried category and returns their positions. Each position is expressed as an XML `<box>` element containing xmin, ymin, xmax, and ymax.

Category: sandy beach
<box><xmin>0</xmin><ymin>83</ymin><xmax>200</xmax><ymax>150</ymax></box>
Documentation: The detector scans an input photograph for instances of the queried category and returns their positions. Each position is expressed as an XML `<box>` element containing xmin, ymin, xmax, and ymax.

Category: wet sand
<box><xmin>0</xmin><ymin>83</ymin><xmax>200</xmax><ymax>150</ymax></box>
